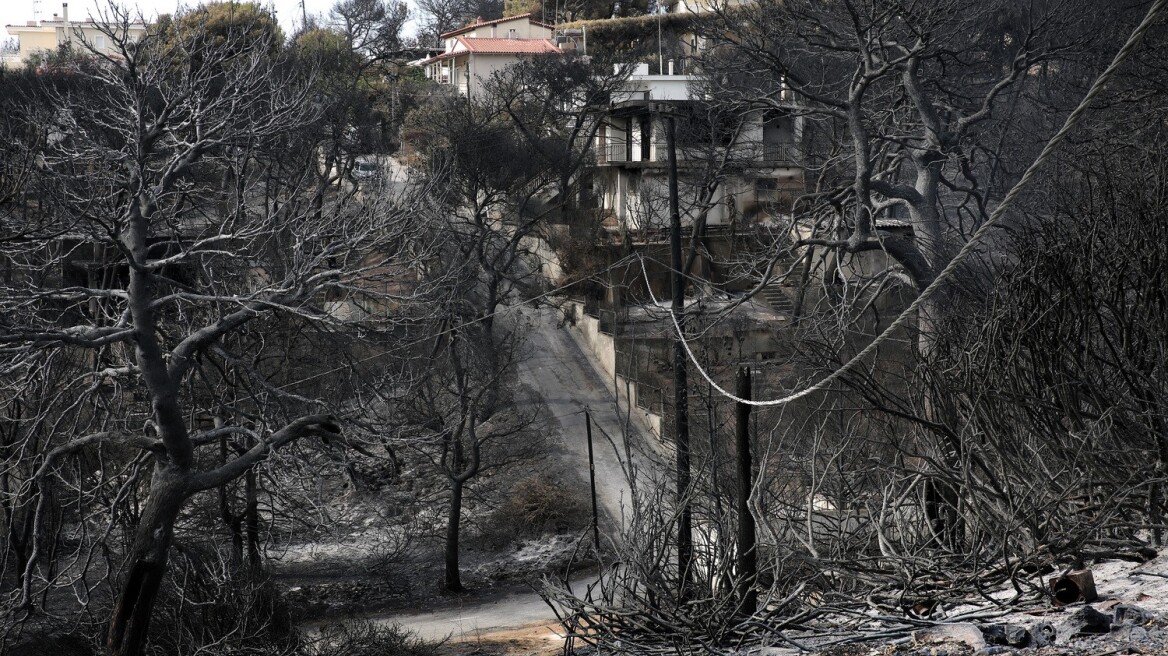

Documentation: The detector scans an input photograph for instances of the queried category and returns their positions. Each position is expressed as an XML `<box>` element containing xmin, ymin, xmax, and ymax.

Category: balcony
<box><xmin>601</xmin><ymin>141</ymin><xmax>628</xmax><ymax>164</ymax></box>
<box><xmin>759</xmin><ymin>142</ymin><xmax>799</xmax><ymax>164</ymax></box>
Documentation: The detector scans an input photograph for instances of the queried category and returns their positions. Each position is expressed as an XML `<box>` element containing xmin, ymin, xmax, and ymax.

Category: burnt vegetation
<box><xmin>0</xmin><ymin>0</ymin><xmax>1166</xmax><ymax>655</ymax></box>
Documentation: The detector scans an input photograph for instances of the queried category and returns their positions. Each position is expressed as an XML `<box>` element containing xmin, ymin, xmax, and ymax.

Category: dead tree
<box><xmin>698</xmin><ymin>0</ymin><xmax>1128</xmax><ymax>548</ymax></box>
<box><xmin>0</xmin><ymin>6</ymin><xmax>435</xmax><ymax>654</ymax></box>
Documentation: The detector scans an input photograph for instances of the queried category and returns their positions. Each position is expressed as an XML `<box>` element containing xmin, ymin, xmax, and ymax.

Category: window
<box><xmin>677</xmin><ymin>108</ymin><xmax>735</xmax><ymax>147</ymax></box>
<box><xmin>508</xmin><ymin>28</ymin><xmax>517</xmax><ymax>39</ymax></box>
<box><xmin>95</xmin><ymin>35</ymin><xmax>106</xmax><ymax>50</ymax></box>
<box><xmin>754</xmin><ymin>177</ymin><xmax>784</xmax><ymax>205</ymax></box>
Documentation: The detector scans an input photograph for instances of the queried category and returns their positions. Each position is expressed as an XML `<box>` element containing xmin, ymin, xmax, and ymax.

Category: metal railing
<box><xmin>760</xmin><ymin>142</ymin><xmax>799</xmax><ymax>163</ymax></box>
<box><xmin>603</xmin><ymin>141</ymin><xmax>628</xmax><ymax>163</ymax></box>
<box><xmin>601</xmin><ymin>140</ymin><xmax>800</xmax><ymax>166</ymax></box>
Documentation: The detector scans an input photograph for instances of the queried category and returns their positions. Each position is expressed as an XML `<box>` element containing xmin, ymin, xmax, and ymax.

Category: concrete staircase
<box><xmin>761</xmin><ymin>283</ymin><xmax>794</xmax><ymax>315</ymax></box>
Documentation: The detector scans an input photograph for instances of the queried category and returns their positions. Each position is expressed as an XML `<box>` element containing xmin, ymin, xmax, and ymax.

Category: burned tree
<box><xmin>0</xmin><ymin>6</ymin><xmax>432</xmax><ymax>655</ymax></box>
<box><xmin>694</xmin><ymin>0</ymin><xmax>1142</xmax><ymax>548</ymax></box>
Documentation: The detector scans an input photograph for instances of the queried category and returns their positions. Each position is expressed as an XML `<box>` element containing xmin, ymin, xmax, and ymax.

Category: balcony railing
<box><xmin>602</xmin><ymin>141</ymin><xmax>628</xmax><ymax>163</ymax></box>
<box><xmin>760</xmin><ymin>143</ymin><xmax>799</xmax><ymax>164</ymax></box>
<box><xmin>600</xmin><ymin>140</ymin><xmax>801</xmax><ymax>166</ymax></box>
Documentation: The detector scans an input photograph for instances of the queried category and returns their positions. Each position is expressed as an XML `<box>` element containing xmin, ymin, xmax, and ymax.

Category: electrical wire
<box><xmin>647</xmin><ymin>0</ymin><xmax>1168</xmax><ymax>406</ymax></box>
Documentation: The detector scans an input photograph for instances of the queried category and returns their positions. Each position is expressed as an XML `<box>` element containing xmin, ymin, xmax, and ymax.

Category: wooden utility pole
<box><xmin>585</xmin><ymin>408</ymin><xmax>601</xmax><ymax>552</ymax></box>
<box><xmin>665</xmin><ymin>113</ymin><xmax>692</xmax><ymax>592</ymax></box>
<box><xmin>735</xmin><ymin>366</ymin><xmax>757</xmax><ymax>615</ymax></box>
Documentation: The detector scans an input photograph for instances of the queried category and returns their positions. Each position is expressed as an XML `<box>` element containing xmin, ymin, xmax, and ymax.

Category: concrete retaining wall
<box><xmin>567</xmin><ymin>302</ymin><xmax>664</xmax><ymax>441</ymax></box>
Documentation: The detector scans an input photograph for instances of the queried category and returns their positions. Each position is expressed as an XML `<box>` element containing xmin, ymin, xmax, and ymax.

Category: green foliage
<box><xmin>559</xmin><ymin>12</ymin><xmax>702</xmax><ymax>62</ymax></box>
<box><xmin>21</xmin><ymin>43</ymin><xmax>98</xmax><ymax>73</ymax></box>
<box><xmin>561</xmin><ymin>11</ymin><xmax>700</xmax><ymax>38</ymax></box>
<box><xmin>504</xmin><ymin>0</ymin><xmax>543</xmax><ymax>17</ymax></box>
<box><xmin>177</xmin><ymin>1</ymin><xmax>284</xmax><ymax>49</ymax></box>
<box><xmin>399</xmin><ymin>65</ymin><xmax>428</xmax><ymax>83</ymax></box>
<box><xmin>152</xmin><ymin>1</ymin><xmax>284</xmax><ymax>61</ymax></box>
<box><xmin>555</xmin><ymin>0</ymin><xmax>655</xmax><ymax>23</ymax></box>
<box><xmin>296</xmin><ymin>27</ymin><xmax>364</xmax><ymax>78</ymax></box>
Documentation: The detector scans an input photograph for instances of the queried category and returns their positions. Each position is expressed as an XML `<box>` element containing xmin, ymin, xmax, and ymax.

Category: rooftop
<box><xmin>420</xmin><ymin>36</ymin><xmax>560</xmax><ymax>65</ymax></box>
<box><xmin>439</xmin><ymin>13</ymin><xmax>553</xmax><ymax>39</ymax></box>
<box><xmin>459</xmin><ymin>37</ymin><xmax>559</xmax><ymax>54</ymax></box>
<box><xmin>6</xmin><ymin>18</ymin><xmax>148</xmax><ymax>30</ymax></box>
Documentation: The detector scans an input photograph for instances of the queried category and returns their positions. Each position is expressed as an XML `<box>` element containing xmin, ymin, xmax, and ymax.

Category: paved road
<box><xmin>375</xmin><ymin>308</ymin><xmax>646</xmax><ymax>644</ymax></box>
<box><xmin>371</xmin><ymin>574</ymin><xmax>597</xmax><ymax>642</ymax></box>
<box><xmin>517</xmin><ymin>306</ymin><xmax>637</xmax><ymax>528</ymax></box>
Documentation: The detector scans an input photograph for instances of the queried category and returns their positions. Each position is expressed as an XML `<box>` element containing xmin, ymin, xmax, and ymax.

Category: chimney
<box><xmin>62</xmin><ymin>3</ymin><xmax>72</xmax><ymax>47</ymax></box>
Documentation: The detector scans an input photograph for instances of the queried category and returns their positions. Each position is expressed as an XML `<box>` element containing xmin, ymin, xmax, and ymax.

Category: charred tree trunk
<box><xmin>1149</xmin><ymin>416</ymin><xmax>1168</xmax><ymax>546</ymax></box>
<box><xmin>666</xmin><ymin>114</ymin><xmax>693</xmax><ymax>596</ymax></box>
<box><xmin>245</xmin><ymin>465</ymin><xmax>261</xmax><ymax>570</ymax></box>
<box><xmin>107</xmin><ymin>469</ymin><xmax>188</xmax><ymax>656</ymax></box>
<box><xmin>918</xmin><ymin>292</ymin><xmax>965</xmax><ymax>552</ymax></box>
<box><xmin>218</xmin><ymin>435</ymin><xmax>245</xmax><ymax>567</ymax></box>
<box><xmin>0</xmin><ymin>467</ymin><xmax>34</xmax><ymax>594</ymax></box>
<box><xmin>923</xmin><ymin>476</ymin><xmax>962</xmax><ymax>552</ymax></box>
<box><xmin>444</xmin><ymin>478</ymin><xmax>464</xmax><ymax>592</ymax></box>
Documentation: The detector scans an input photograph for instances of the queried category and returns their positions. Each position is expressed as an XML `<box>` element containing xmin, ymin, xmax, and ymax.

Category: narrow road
<box><xmin>375</xmin><ymin>307</ymin><xmax>648</xmax><ymax>645</ymax></box>
<box><xmin>517</xmin><ymin>306</ymin><xmax>637</xmax><ymax>528</ymax></box>
<box><xmin>370</xmin><ymin>573</ymin><xmax>596</xmax><ymax>643</ymax></box>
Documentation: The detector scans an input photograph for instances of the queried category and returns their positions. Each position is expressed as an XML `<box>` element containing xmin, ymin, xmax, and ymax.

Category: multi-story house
<box><xmin>3</xmin><ymin>3</ymin><xmax>148</xmax><ymax>69</ymax></box>
<box><xmin>592</xmin><ymin>62</ymin><xmax>804</xmax><ymax>233</ymax></box>
<box><xmin>418</xmin><ymin>13</ymin><xmax>560</xmax><ymax>97</ymax></box>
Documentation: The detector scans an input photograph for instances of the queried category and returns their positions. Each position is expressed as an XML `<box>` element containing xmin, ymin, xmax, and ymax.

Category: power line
<box><xmin>641</xmin><ymin>0</ymin><xmax>1168</xmax><ymax>407</ymax></box>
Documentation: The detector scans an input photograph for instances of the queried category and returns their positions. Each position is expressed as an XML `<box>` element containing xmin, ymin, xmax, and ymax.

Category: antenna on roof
<box><xmin>32</xmin><ymin>0</ymin><xmax>43</xmax><ymax>22</ymax></box>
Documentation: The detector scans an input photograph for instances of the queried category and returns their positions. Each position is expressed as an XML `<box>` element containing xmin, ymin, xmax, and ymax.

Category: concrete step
<box><xmin>762</xmin><ymin>285</ymin><xmax>794</xmax><ymax>314</ymax></box>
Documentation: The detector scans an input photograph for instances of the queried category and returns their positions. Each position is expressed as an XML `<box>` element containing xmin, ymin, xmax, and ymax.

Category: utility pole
<box><xmin>585</xmin><ymin>408</ymin><xmax>601</xmax><ymax>553</ymax></box>
<box><xmin>665</xmin><ymin>113</ymin><xmax>692</xmax><ymax>595</ymax></box>
<box><xmin>735</xmin><ymin>366</ymin><xmax>757</xmax><ymax>616</ymax></box>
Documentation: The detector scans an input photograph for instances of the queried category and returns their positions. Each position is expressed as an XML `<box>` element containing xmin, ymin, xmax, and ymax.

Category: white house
<box><xmin>419</xmin><ymin>14</ymin><xmax>560</xmax><ymax>97</ymax></box>
<box><xmin>593</xmin><ymin>63</ymin><xmax>804</xmax><ymax>232</ymax></box>
<box><xmin>3</xmin><ymin>3</ymin><xmax>148</xmax><ymax>69</ymax></box>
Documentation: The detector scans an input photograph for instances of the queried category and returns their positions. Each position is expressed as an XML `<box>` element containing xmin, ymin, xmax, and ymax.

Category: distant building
<box><xmin>3</xmin><ymin>2</ymin><xmax>148</xmax><ymax>69</ymax></box>
<box><xmin>419</xmin><ymin>14</ymin><xmax>560</xmax><ymax>97</ymax></box>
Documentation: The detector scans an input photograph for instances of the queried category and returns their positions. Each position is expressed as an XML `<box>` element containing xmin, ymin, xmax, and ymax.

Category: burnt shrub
<box><xmin>477</xmin><ymin>474</ymin><xmax>589</xmax><ymax>549</ymax></box>
<box><xmin>308</xmin><ymin>619</ymin><xmax>439</xmax><ymax>656</ymax></box>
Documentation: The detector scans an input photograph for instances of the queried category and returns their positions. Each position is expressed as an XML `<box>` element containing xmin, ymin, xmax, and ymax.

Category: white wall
<box><xmin>567</xmin><ymin>302</ymin><xmax>664</xmax><ymax>440</ymax></box>
<box><xmin>468</xmin><ymin>53</ymin><xmax>521</xmax><ymax>97</ymax></box>
<box><xmin>612</xmin><ymin>74</ymin><xmax>693</xmax><ymax>103</ymax></box>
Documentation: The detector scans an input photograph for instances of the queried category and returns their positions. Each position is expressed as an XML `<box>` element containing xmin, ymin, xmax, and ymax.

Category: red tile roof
<box><xmin>439</xmin><ymin>13</ymin><xmax>554</xmax><ymax>39</ymax></box>
<box><xmin>458</xmin><ymin>37</ymin><xmax>561</xmax><ymax>54</ymax></box>
<box><xmin>419</xmin><ymin>36</ymin><xmax>560</xmax><ymax>65</ymax></box>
